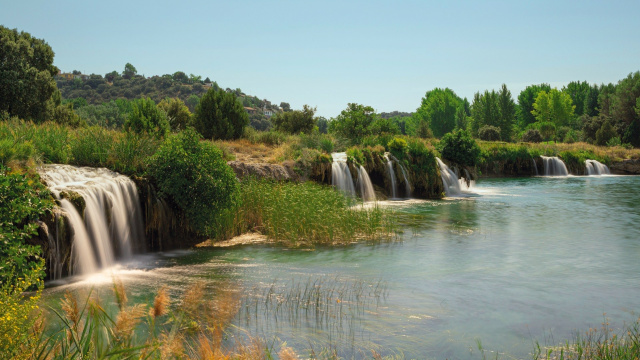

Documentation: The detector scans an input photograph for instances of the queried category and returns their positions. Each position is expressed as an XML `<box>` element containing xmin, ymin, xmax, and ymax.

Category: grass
<box><xmin>235</xmin><ymin>178</ymin><xmax>397</xmax><ymax>246</ymax></box>
<box><xmin>532</xmin><ymin>316</ymin><xmax>640</xmax><ymax>360</ymax></box>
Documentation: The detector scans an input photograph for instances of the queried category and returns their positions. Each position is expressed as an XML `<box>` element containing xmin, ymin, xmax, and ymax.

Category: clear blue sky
<box><xmin>3</xmin><ymin>0</ymin><xmax>639</xmax><ymax>117</ymax></box>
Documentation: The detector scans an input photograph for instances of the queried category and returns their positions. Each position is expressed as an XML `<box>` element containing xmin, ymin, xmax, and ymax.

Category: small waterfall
<box><xmin>356</xmin><ymin>166</ymin><xmax>376</xmax><ymax>202</ymax></box>
<box><xmin>383</xmin><ymin>153</ymin><xmax>398</xmax><ymax>198</ymax></box>
<box><xmin>532</xmin><ymin>158</ymin><xmax>539</xmax><ymax>176</ymax></box>
<box><xmin>436</xmin><ymin>157</ymin><xmax>462</xmax><ymax>196</ymax></box>
<box><xmin>39</xmin><ymin>165</ymin><xmax>145</xmax><ymax>276</ymax></box>
<box><xmin>541</xmin><ymin>156</ymin><xmax>569</xmax><ymax>176</ymax></box>
<box><xmin>331</xmin><ymin>152</ymin><xmax>356</xmax><ymax>197</ymax></box>
<box><xmin>585</xmin><ymin>160</ymin><xmax>610</xmax><ymax>175</ymax></box>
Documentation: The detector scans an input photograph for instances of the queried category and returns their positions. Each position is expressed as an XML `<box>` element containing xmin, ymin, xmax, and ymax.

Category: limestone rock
<box><xmin>610</xmin><ymin>159</ymin><xmax>640</xmax><ymax>175</ymax></box>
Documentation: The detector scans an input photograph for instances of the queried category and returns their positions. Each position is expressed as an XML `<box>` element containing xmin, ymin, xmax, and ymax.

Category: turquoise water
<box><xmin>43</xmin><ymin>175</ymin><xmax>640</xmax><ymax>359</ymax></box>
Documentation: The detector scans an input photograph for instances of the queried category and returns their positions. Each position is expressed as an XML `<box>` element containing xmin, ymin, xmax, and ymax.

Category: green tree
<box><xmin>0</xmin><ymin>26</ymin><xmax>59</xmax><ymax>122</ymax></box>
<box><xmin>272</xmin><ymin>104</ymin><xmax>316</xmax><ymax>134</ymax></box>
<box><xmin>538</xmin><ymin>121</ymin><xmax>556</xmax><ymax>142</ymax></box>
<box><xmin>280</xmin><ymin>102</ymin><xmax>291</xmax><ymax>112</ymax></box>
<box><xmin>146</xmin><ymin>128</ymin><xmax>239</xmax><ymax>237</ymax></box>
<box><xmin>470</xmin><ymin>90</ymin><xmax>499</xmax><ymax>136</ymax></box>
<box><xmin>124</xmin><ymin>97</ymin><xmax>169</xmax><ymax>136</ymax></box>
<box><xmin>186</xmin><ymin>94</ymin><xmax>200</xmax><ymax>112</ymax></box>
<box><xmin>596</xmin><ymin>120</ymin><xmax>617</xmax><ymax>146</ymax></box>
<box><xmin>105</xmin><ymin>70</ymin><xmax>119</xmax><ymax>82</ymax></box>
<box><xmin>532</xmin><ymin>89</ymin><xmax>575</xmax><ymax>129</ymax></box>
<box><xmin>193</xmin><ymin>88</ymin><xmax>248</xmax><ymax>140</ymax></box>
<box><xmin>516</xmin><ymin>84</ymin><xmax>551</xmax><ymax>129</ymax></box>
<box><xmin>611</xmin><ymin>71</ymin><xmax>640</xmax><ymax>136</ymax></box>
<box><xmin>316</xmin><ymin>116</ymin><xmax>329</xmax><ymax>134</ymax></box>
<box><xmin>437</xmin><ymin>129</ymin><xmax>480</xmax><ymax>167</ymax></box>
<box><xmin>173</xmin><ymin>71</ymin><xmax>189</xmax><ymax>83</ymax></box>
<box><xmin>369</xmin><ymin>117</ymin><xmax>400</xmax><ymax>135</ymax></box>
<box><xmin>583</xmin><ymin>84</ymin><xmax>600</xmax><ymax>117</ymax></box>
<box><xmin>328</xmin><ymin>103</ymin><xmax>377</xmax><ymax>142</ymax></box>
<box><xmin>562</xmin><ymin>81</ymin><xmax>590</xmax><ymax>116</ymax></box>
<box><xmin>478</xmin><ymin>125</ymin><xmax>501</xmax><ymax>141</ymax></box>
<box><xmin>413</xmin><ymin>88</ymin><xmax>462</xmax><ymax>138</ymax></box>
<box><xmin>123</xmin><ymin>62</ymin><xmax>137</xmax><ymax>79</ymax></box>
<box><xmin>158</xmin><ymin>98</ymin><xmax>192</xmax><ymax>131</ymax></box>
<box><xmin>497</xmin><ymin>84</ymin><xmax>516</xmax><ymax>141</ymax></box>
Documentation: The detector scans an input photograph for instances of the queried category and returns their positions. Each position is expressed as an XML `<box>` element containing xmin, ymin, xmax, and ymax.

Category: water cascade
<box><xmin>383</xmin><ymin>153</ymin><xmax>398</xmax><ymax>198</ymax></box>
<box><xmin>331</xmin><ymin>153</ymin><xmax>356</xmax><ymax>197</ymax></box>
<box><xmin>436</xmin><ymin>157</ymin><xmax>462</xmax><ymax>196</ymax></box>
<box><xmin>532</xmin><ymin>158</ymin><xmax>539</xmax><ymax>176</ymax></box>
<box><xmin>585</xmin><ymin>160</ymin><xmax>610</xmax><ymax>175</ymax></box>
<box><xmin>541</xmin><ymin>156</ymin><xmax>569</xmax><ymax>176</ymax></box>
<box><xmin>39</xmin><ymin>165</ymin><xmax>145</xmax><ymax>276</ymax></box>
<box><xmin>356</xmin><ymin>166</ymin><xmax>376</xmax><ymax>201</ymax></box>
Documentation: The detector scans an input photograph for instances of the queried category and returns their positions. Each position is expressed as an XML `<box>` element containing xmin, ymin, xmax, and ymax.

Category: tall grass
<box><xmin>533</xmin><ymin>316</ymin><xmax>640</xmax><ymax>360</ymax></box>
<box><xmin>236</xmin><ymin>178</ymin><xmax>396</xmax><ymax>246</ymax></box>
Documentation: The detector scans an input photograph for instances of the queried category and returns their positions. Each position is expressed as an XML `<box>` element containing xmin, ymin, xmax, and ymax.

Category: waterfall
<box><xmin>585</xmin><ymin>160</ymin><xmax>610</xmax><ymax>175</ymax></box>
<box><xmin>532</xmin><ymin>158</ymin><xmax>539</xmax><ymax>176</ymax></box>
<box><xmin>383</xmin><ymin>153</ymin><xmax>398</xmax><ymax>198</ymax></box>
<box><xmin>356</xmin><ymin>166</ymin><xmax>376</xmax><ymax>201</ymax></box>
<box><xmin>39</xmin><ymin>165</ymin><xmax>145</xmax><ymax>276</ymax></box>
<box><xmin>436</xmin><ymin>157</ymin><xmax>462</xmax><ymax>196</ymax></box>
<box><xmin>541</xmin><ymin>156</ymin><xmax>569</xmax><ymax>176</ymax></box>
<box><xmin>331</xmin><ymin>152</ymin><xmax>356</xmax><ymax>197</ymax></box>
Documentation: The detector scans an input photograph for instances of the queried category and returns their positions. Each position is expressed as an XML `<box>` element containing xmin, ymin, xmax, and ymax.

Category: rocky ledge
<box><xmin>610</xmin><ymin>159</ymin><xmax>640</xmax><ymax>175</ymax></box>
<box><xmin>227</xmin><ymin>161</ymin><xmax>298</xmax><ymax>181</ymax></box>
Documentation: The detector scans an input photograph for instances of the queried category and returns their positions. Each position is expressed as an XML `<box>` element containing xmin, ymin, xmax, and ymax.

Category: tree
<box><xmin>562</xmin><ymin>81</ymin><xmax>590</xmax><ymax>116</ymax></box>
<box><xmin>0</xmin><ymin>26</ymin><xmax>59</xmax><ymax>122</ymax></box>
<box><xmin>611</xmin><ymin>71</ymin><xmax>640</xmax><ymax>135</ymax></box>
<box><xmin>272</xmin><ymin>104</ymin><xmax>316</xmax><ymax>134</ymax></box>
<box><xmin>105</xmin><ymin>70</ymin><xmax>119</xmax><ymax>82</ymax></box>
<box><xmin>189</xmin><ymin>74</ymin><xmax>202</xmax><ymax>84</ymax></box>
<box><xmin>158</xmin><ymin>98</ymin><xmax>192</xmax><ymax>131</ymax></box>
<box><xmin>437</xmin><ymin>129</ymin><xmax>480</xmax><ymax>167</ymax></box>
<box><xmin>186</xmin><ymin>94</ymin><xmax>200</xmax><ymax>112</ymax></box>
<box><xmin>413</xmin><ymin>88</ymin><xmax>462</xmax><ymax>138</ymax></box>
<box><xmin>193</xmin><ymin>88</ymin><xmax>248</xmax><ymax>140</ymax></box>
<box><xmin>583</xmin><ymin>84</ymin><xmax>600</xmax><ymax>117</ymax></box>
<box><xmin>497</xmin><ymin>84</ymin><xmax>516</xmax><ymax>141</ymax></box>
<box><xmin>538</xmin><ymin>122</ymin><xmax>556</xmax><ymax>142</ymax></box>
<box><xmin>124</xmin><ymin>97</ymin><xmax>169</xmax><ymax>136</ymax></box>
<box><xmin>522</xmin><ymin>129</ymin><xmax>543</xmax><ymax>143</ymax></box>
<box><xmin>516</xmin><ymin>84</ymin><xmax>551</xmax><ymax>129</ymax></box>
<box><xmin>316</xmin><ymin>117</ymin><xmax>329</xmax><ymax>134</ymax></box>
<box><xmin>328</xmin><ymin>103</ymin><xmax>377</xmax><ymax>142</ymax></box>
<box><xmin>596</xmin><ymin>120</ymin><xmax>616</xmax><ymax>146</ymax></box>
<box><xmin>280</xmin><ymin>102</ymin><xmax>291</xmax><ymax>112</ymax></box>
<box><xmin>478</xmin><ymin>125</ymin><xmax>501</xmax><ymax>141</ymax></box>
<box><xmin>123</xmin><ymin>63</ymin><xmax>137</xmax><ymax>79</ymax></box>
<box><xmin>531</xmin><ymin>89</ymin><xmax>575</xmax><ymax>129</ymax></box>
<box><xmin>173</xmin><ymin>71</ymin><xmax>189</xmax><ymax>83</ymax></box>
<box><xmin>470</xmin><ymin>90</ymin><xmax>499</xmax><ymax>136</ymax></box>
<box><xmin>369</xmin><ymin>117</ymin><xmax>400</xmax><ymax>135</ymax></box>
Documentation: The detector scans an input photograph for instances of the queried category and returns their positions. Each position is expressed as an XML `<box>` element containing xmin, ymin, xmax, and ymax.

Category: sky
<box><xmin>2</xmin><ymin>0</ymin><xmax>640</xmax><ymax>117</ymax></box>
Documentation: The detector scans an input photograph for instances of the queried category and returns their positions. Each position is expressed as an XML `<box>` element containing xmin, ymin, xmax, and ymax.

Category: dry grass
<box><xmin>214</xmin><ymin>139</ymin><xmax>287</xmax><ymax>164</ymax></box>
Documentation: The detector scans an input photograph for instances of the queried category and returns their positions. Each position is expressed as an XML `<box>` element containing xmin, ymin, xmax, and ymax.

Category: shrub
<box><xmin>272</xmin><ymin>105</ymin><xmax>316</xmax><ymax>134</ymax></box>
<box><xmin>345</xmin><ymin>147</ymin><xmax>365</xmax><ymax>165</ymax></box>
<box><xmin>522</xmin><ymin>129</ymin><xmax>543</xmax><ymax>143</ymax></box>
<box><xmin>606</xmin><ymin>136</ymin><xmax>622</xmax><ymax>147</ymax></box>
<box><xmin>437</xmin><ymin>129</ymin><xmax>480</xmax><ymax>167</ymax></box>
<box><xmin>596</xmin><ymin>120</ymin><xmax>617</xmax><ymax>146</ymax></box>
<box><xmin>478</xmin><ymin>125</ymin><xmax>501</xmax><ymax>141</ymax></box>
<box><xmin>158</xmin><ymin>98</ymin><xmax>191</xmax><ymax>131</ymax></box>
<box><xmin>193</xmin><ymin>88</ymin><xmax>248</xmax><ymax>140</ymax></box>
<box><xmin>146</xmin><ymin>128</ymin><xmax>239</xmax><ymax>237</ymax></box>
<box><xmin>387</xmin><ymin>136</ymin><xmax>408</xmax><ymax>159</ymax></box>
<box><xmin>124</xmin><ymin>97</ymin><xmax>170</xmax><ymax>137</ymax></box>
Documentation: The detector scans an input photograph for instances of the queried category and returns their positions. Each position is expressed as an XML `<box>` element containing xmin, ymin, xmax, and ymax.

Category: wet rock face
<box><xmin>610</xmin><ymin>159</ymin><xmax>640</xmax><ymax>174</ymax></box>
<box><xmin>227</xmin><ymin>161</ymin><xmax>298</xmax><ymax>181</ymax></box>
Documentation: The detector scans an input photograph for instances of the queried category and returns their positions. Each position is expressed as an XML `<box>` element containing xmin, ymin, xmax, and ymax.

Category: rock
<box><xmin>227</xmin><ymin>161</ymin><xmax>297</xmax><ymax>181</ymax></box>
<box><xmin>610</xmin><ymin>159</ymin><xmax>640</xmax><ymax>175</ymax></box>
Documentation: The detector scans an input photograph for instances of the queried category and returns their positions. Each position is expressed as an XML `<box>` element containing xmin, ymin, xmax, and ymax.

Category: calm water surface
<box><xmin>43</xmin><ymin>176</ymin><xmax>640</xmax><ymax>359</ymax></box>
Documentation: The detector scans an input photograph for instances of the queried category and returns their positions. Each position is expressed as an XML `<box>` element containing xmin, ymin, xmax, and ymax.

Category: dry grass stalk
<box><xmin>112</xmin><ymin>277</ymin><xmax>127</xmax><ymax>310</ymax></box>
<box><xmin>151</xmin><ymin>286</ymin><xmax>170</xmax><ymax>318</ymax></box>
<box><xmin>61</xmin><ymin>291</ymin><xmax>80</xmax><ymax>334</ymax></box>
<box><xmin>279</xmin><ymin>345</ymin><xmax>299</xmax><ymax>360</ymax></box>
<box><xmin>159</xmin><ymin>332</ymin><xmax>185</xmax><ymax>359</ymax></box>
<box><xmin>181</xmin><ymin>281</ymin><xmax>205</xmax><ymax>319</ymax></box>
<box><xmin>114</xmin><ymin>304</ymin><xmax>147</xmax><ymax>342</ymax></box>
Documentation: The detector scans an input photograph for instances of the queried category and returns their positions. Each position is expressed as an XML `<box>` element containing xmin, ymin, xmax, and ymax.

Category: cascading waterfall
<box><xmin>532</xmin><ymin>158</ymin><xmax>539</xmax><ymax>176</ymax></box>
<box><xmin>436</xmin><ymin>157</ymin><xmax>474</xmax><ymax>197</ymax></box>
<box><xmin>331</xmin><ymin>152</ymin><xmax>356</xmax><ymax>197</ymax></box>
<box><xmin>39</xmin><ymin>165</ymin><xmax>145</xmax><ymax>276</ymax></box>
<box><xmin>436</xmin><ymin>157</ymin><xmax>461</xmax><ymax>196</ymax></box>
<box><xmin>383</xmin><ymin>153</ymin><xmax>398</xmax><ymax>198</ymax></box>
<box><xmin>356</xmin><ymin>166</ymin><xmax>376</xmax><ymax>201</ymax></box>
<box><xmin>389</xmin><ymin>153</ymin><xmax>412</xmax><ymax>197</ymax></box>
<box><xmin>585</xmin><ymin>159</ymin><xmax>610</xmax><ymax>175</ymax></box>
<box><xmin>541</xmin><ymin>156</ymin><xmax>569</xmax><ymax>176</ymax></box>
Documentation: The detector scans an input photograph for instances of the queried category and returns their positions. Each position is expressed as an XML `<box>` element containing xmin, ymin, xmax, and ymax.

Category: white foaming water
<box><xmin>532</xmin><ymin>158</ymin><xmax>539</xmax><ymax>176</ymax></box>
<box><xmin>383</xmin><ymin>153</ymin><xmax>398</xmax><ymax>198</ymax></box>
<box><xmin>436</xmin><ymin>158</ymin><xmax>474</xmax><ymax>197</ymax></box>
<box><xmin>39</xmin><ymin>165</ymin><xmax>145</xmax><ymax>276</ymax></box>
<box><xmin>541</xmin><ymin>156</ymin><xmax>569</xmax><ymax>176</ymax></box>
<box><xmin>356</xmin><ymin>165</ymin><xmax>376</xmax><ymax>202</ymax></box>
<box><xmin>387</xmin><ymin>153</ymin><xmax>412</xmax><ymax>198</ymax></box>
<box><xmin>331</xmin><ymin>153</ymin><xmax>356</xmax><ymax>197</ymax></box>
<box><xmin>585</xmin><ymin>160</ymin><xmax>610</xmax><ymax>175</ymax></box>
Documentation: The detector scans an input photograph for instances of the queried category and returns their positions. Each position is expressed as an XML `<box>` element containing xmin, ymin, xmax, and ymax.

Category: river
<box><xmin>42</xmin><ymin>175</ymin><xmax>640</xmax><ymax>359</ymax></box>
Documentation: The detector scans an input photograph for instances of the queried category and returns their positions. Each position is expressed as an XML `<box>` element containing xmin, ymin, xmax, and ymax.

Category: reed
<box><xmin>236</xmin><ymin>178</ymin><xmax>397</xmax><ymax>246</ymax></box>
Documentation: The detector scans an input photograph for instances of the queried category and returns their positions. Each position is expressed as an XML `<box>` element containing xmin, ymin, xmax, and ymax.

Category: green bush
<box><xmin>272</xmin><ymin>105</ymin><xmax>316</xmax><ymax>134</ymax></box>
<box><xmin>193</xmin><ymin>88</ymin><xmax>248</xmax><ymax>140</ymax></box>
<box><xmin>146</xmin><ymin>128</ymin><xmax>239</xmax><ymax>237</ymax></box>
<box><xmin>124</xmin><ymin>97</ymin><xmax>170</xmax><ymax>137</ymax></box>
<box><xmin>345</xmin><ymin>147</ymin><xmax>364</xmax><ymax>165</ymax></box>
<box><xmin>478</xmin><ymin>125</ymin><xmax>501</xmax><ymax>141</ymax></box>
<box><xmin>437</xmin><ymin>129</ymin><xmax>480</xmax><ymax>167</ymax></box>
<box><xmin>596</xmin><ymin>120</ymin><xmax>617</xmax><ymax>146</ymax></box>
<box><xmin>387</xmin><ymin>136</ymin><xmax>408</xmax><ymax>157</ymax></box>
<box><xmin>522</xmin><ymin>129</ymin><xmax>543</xmax><ymax>143</ymax></box>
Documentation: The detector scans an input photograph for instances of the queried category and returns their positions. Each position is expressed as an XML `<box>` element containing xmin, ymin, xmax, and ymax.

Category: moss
<box><xmin>59</xmin><ymin>190</ymin><xmax>86</xmax><ymax>214</ymax></box>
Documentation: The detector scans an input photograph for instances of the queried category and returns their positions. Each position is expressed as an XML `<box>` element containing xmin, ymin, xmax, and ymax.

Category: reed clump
<box><xmin>236</xmin><ymin>178</ymin><xmax>397</xmax><ymax>246</ymax></box>
<box><xmin>533</xmin><ymin>316</ymin><xmax>640</xmax><ymax>360</ymax></box>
